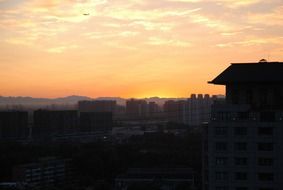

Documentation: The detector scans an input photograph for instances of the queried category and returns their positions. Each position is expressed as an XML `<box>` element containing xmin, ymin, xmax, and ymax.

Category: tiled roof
<box><xmin>209</xmin><ymin>62</ymin><xmax>283</xmax><ymax>85</ymax></box>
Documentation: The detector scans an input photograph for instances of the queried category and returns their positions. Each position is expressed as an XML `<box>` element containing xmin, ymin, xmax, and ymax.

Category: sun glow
<box><xmin>0</xmin><ymin>0</ymin><xmax>282</xmax><ymax>98</ymax></box>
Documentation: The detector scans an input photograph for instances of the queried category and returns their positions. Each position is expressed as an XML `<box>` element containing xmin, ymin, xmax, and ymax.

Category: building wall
<box><xmin>204</xmin><ymin>104</ymin><xmax>283</xmax><ymax>190</ymax></box>
<box><xmin>163</xmin><ymin>100</ymin><xmax>186</xmax><ymax>124</ymax></box>
<box><xmin>78</xmin><ymin>100</ymin><xmax>117</xmax><ymax>113</ymax></box>
<box><xmin>0</xmin><ymin>111</ymin><xmax>28</xmax><ymax>140</ymax></box>
<box><xmin>126</xmin><ymin>99</ymin><xmax>148</xmax><ymax>119</ymax></box>
<box><xmin>13</xmin><ymin>157</ymin><xmax>74</xmax><ymax>189</ymax></box>
<box><xmin>33</xmin><ymin>110</ymin><xmax>78</xmax><ymax>139</ymax></box>
<box><xmin>79</xmin><ymin>112</ymin><xmax>113</xmax><ymax>133</ymax></box>
<box><xmin>185</xmin><ymin>94</ymin><xmax>216</xmax><ymax>127</ymax></box>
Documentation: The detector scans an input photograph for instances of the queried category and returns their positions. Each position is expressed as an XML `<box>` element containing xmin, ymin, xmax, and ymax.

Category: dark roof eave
<box><xmin>209</xmin><ymin>81</ymin><xmax>283</xmax><ymax>85</ymax></box>
<box><xmin>208</xmin><ymin>81</ymin><xmax>228</xmax><ymax>85</ymax></box>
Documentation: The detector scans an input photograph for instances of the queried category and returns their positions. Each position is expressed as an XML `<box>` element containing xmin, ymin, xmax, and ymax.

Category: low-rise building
<box><xmin>13</xmin><ymin>157</ymin><xmax>74</xmax><ymax>189</ymax></box>
<box><xmin>115</xmin><ymin>168</ymin><xmax>195</xmax><ymax>190</ymax></box>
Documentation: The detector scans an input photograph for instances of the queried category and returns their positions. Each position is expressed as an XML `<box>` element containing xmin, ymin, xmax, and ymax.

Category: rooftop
<box><xmin>209</xmin><ymin>61</ymin><xmax>283</xmax><ymax>85</ymax></box>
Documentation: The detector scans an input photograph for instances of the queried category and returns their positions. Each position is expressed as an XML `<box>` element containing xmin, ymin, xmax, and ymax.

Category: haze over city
<box><xmin>1</xmin><ymin>0</ymin><xmax>283</xmax><ymax>98</ymax></box>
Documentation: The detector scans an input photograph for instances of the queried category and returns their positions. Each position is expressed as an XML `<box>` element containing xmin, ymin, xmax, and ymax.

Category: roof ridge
<box><xmin>231</xmin><ymin>62</ymin><xmax>283</xmax><ymax>65</ymax></box>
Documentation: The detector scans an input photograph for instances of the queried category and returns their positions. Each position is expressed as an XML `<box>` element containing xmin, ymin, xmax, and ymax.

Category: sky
<box><xmin>0</xmin><ymin>0</ymin><xmax>283</xmax><ymax>98</ymax></box>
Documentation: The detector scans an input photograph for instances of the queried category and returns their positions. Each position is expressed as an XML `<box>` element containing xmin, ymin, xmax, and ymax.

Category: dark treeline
<box><xmin>0</xmin><ymin>129</ymin><xmax>202</xmax><ymax>190</ymax></box>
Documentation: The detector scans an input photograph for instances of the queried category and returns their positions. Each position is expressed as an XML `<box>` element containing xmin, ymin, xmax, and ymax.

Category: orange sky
<box><xmin>0</xmin><ymin>0</ymin><xmax>283</xmax><ymax>98</ymax></box>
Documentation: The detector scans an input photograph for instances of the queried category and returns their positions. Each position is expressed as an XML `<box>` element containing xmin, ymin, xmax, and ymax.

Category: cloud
<box><xmin>0</xmin><ymin>0</ymin><xmax>282</xmax><ymax>55</ymax></box>
<box><xmin>216</xmin><ymin>0</ymin><xmax>263</xmax><ymax>8</ymax></box>
<box><xmin>189</xmin><ymin>14</ymin><xmax>235</xmax><ymax>32</ymax></box>
<box><xmin>103</xmin><ymin>7</ymin><xmax>201</xmax><ymax>21</ymax></box>
<box><xmin>47</xmin><ymin>45</ymin><xmax>79</xmax><ymax>53</ymax></box>
<box><xmin>146</xmin><ymin>37</ymin><xmax>191</xmax><ymax>47</ymax></box>
<box><xmin>216</xmin><ymin>36</ymin><xmax>283</xmax><ymax>47</ymax></box>
<box><xmin>248</xmin><ymin>5</ymin><xmax>283</xmax><ymax>26</ymax></box>
<box><xmin>167</xmin><ymin>0</ymin><xmax>201</xmax><ymax>2</ymax></box>
<box><xmin>167</xmin><ymin>0</ymin><xmax>263</xmax><ymax>8</ymax></box>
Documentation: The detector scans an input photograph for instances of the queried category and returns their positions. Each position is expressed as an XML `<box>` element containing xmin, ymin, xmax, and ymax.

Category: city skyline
<box><xmin>1</xmin><ymin>0</ymin><xmax>283</xmax><ymax>98</ymax></box>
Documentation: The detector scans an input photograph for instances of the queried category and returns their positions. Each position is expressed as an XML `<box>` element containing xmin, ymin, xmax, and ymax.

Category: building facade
<box><xmin>203</xmin><ymin>61</ymin><xmax>283</xmax><ymax>190</ymax></box>
<box><xmin>0</xmin><ymin>111</ymin><xmax>28</xmax><ymax>140</ymax></box>
<box><xmin>185</xmin><ymin>94</ymin><xmax>216</xmax><ymax>127</ymax></box>
<box><xmin>13</xmin><ymin>157</ymin><xmax>74</xmax><ymax>189</ymax></box>
<box><xmin>79</xmin><ymin>112</ymin><xmax>113</xmax><ymax>133</ymax></box>
<box><xmin>78</xmin><ymin>100</ymin><xmax>117</xmax><ymax>113</ymax></box>
<box><xmin>163</xmin><ymin>100</ymin><xmax>186</xmax><ymax>124</ymax></box>
<box><xmin>33</xmin><ymin>110</ymin><xmax>78</xmax><ymax>139</ymax></box>
<box><xmin>115</xmin><ymin>168</ymin><xmax>195</xmax><ymax>190</ymax></box>
<box><xmin>126</xmin><ymin>99</ymin><xmax>148</xmax><ymax>119</ymax></box>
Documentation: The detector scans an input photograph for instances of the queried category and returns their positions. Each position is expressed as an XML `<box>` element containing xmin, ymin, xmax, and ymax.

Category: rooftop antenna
<box><xmin>259</xmin><ymin>59</ymin><xmax>268</xmax><ymax>63</ymax></box>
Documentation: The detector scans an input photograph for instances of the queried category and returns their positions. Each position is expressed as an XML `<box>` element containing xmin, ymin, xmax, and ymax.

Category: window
<box><xmin>238</xmin><ymin>112</ymin><xmax>249</xmax><ymax>120</ymax></box>
<box><xmin>216</xmin><ymin>157</ymin><xmax>228</xmax><ymax>165</ymax></box>
<box><xmin>234</xmin><ymin>127</ymin><xmax>247</xmax><ymax>136</ymax></box>
<box><xmin>258</xmin><ymin>127</ymin><xmax>273</xmax><ymax>136</ymax></box>
<box><xmin>215</xmin><ymin>142</ymin><xmax>227</xmax><ymax>151</ymax></box>
<box><xmin>235</xmin><ymin>172</ymin><xmax>247</xmax><ymax>180</ymax></box>
<box><xmin>260</xmin><ymin>112</ymin><xmax>275</xmax><ymax>122</ymax></box>
<box><xmin>216</xmin><ymin>112</ymin><xmax>233</xmax><ymax>121</ymax></box>
<box><xmin>215</xmin><ymin>127</ymin><xmax>227</xmax><ymax>136</ymax></box>
<box><xmin>258</xmin><ymin>173</ymin><xmax>274</xmax><ymax>181</ymax></box>
<box><xmin>215</xmin><ymin>172</ymin><xmax>228</xmax><ymax>180</ymax></box>
<box><xmin>235</xmin><ymin>142</ymin><xmax>247</xmax><ymax>151</ymax></box>
<box><xmin>257</xmin><ymin>143</ymin><xmax>273</xmax><ymax>151</ymax></box>
<box><xmin>258</xmin><ymin>158</ymin><xmax>273</xmax><ymax>166</ymax></box>
<box><xmin>235</xmin><ymin>157</ymin><xmax>247</xmax><ymax>166</ymax></box>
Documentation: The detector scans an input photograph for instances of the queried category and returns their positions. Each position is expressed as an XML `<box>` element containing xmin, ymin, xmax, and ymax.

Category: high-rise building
<box><xmin>126</xmin><ymin>99</ymin><xmax>148</xmax><ymax>119</ymax></box>
<box><xmin>148</xmin><ymin>101</ymin><xmax>160</xmax><ymax>119</ymax></box>
<box><xmin>33</xmin><ymin>110</ymin><xmax>78</xmax><ymax>139</ymax></box>
<box><xmin>185</xmin><ymin>94</ymin><xmax>216</xmax><ymax>127</ymax></box>
<box><xmin>0</xmin><ymin>111</ymin><xmax>28</xmax><ymax>140</ymax></box>
<box><xmin>163</xmin><ymin>100</ymin><xmax>186</xmax><ymax>123</ymax></box>
<box><xmin>79</xmin><ymin>112</ymin><xmax>113</xmax><ymax>133</ymax></box>
<box><xmin>203</xmin><ymin>61</ymin><xmax>283</xmax><ymax>190</ymax></box>
<box><xmin>78</xmin><ymin>100</ymin><xmax>117</xmax><ymax>113</ymax></box>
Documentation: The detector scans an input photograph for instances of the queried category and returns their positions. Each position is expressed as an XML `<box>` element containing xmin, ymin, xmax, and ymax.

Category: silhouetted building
<box><xmin>126</xmin><ymin>99</ymin><xmax>148</xmax><ymax>119</ymax></box>
<box><xmin>0</xmin><ymin>111</ymin><xmax>28</xmax><ymax>140</ymax></box>
<box><xmin>203</xmin><ymin>61</ymin><xmax>283</xmax><ymax>190</ymax></box>
<box><xmin>33</xmin><ymin>110</ymin><xmax>78</xmax><ymax>139</ymax></box>
<box><xmin>13</xmin><ymin>157</ymin><xmax>73</xmax><ymax>189</ymax></box>
<box><xmin>185</xmin><ymin>94</ymin><xmax>217</xmax><ymax>126</ymax></box>
<box><xmin>78</xmin><ymin>100</ymin><xmax>117</xmax><ymax>113</ymax></box>
<box><xmin>148</xmin><ymin>101</ymin><xmax>160</xmax><ymax>119</ymax></box>
<box><xmin>115</xmin><ymin>168</ymin><xmax>195</xmax><ymax>190</ymax></box>
<box><xmin>163</xmin><ymin>100</ymin><xmax>186</xmax><ymax>123</ymax></box>
<box><xmin>79</xmin><ymin>112</ymin><xmax>113</xmax><ymax>133</ymax></box>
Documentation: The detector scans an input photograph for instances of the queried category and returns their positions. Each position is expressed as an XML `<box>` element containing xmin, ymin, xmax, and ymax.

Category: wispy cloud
<box><xmin>1</xmin><ymin>0</ymin><xmax>283</xmax><ymax>98</ymax></box>
<box><xmin>47</xmin><ymin>45</ymin><xmax>79</xmax><ymax>53</ymax></box>
<box><xmin>248</xmin><ymin>5</ymin><xmax>283</xmax><ymax>26</ymax></box>
<box><xmin>216</xmin><ymin>0</ymin><xmax>263</xmax><ymax>8</ymax></box>
<box><xmin>147</xmin><ymin>37</ymin><xmax>191</xmax><ymax>47</ymax></box>
<box><xmin>216</xmin><ymin>37</ymin><xmax>283</xmax><ymax>48</ymax></box>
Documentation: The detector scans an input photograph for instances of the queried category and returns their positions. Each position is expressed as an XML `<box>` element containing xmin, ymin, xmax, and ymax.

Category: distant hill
<box><xmin>0</xmin><ymin>96</ymin><xmax>188</xmax><ymax>106</ymax></box>
<box><xmin>0</xmin><ymin>95</ymin><xmax>93</xmax><ymax>105</ymax></box>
